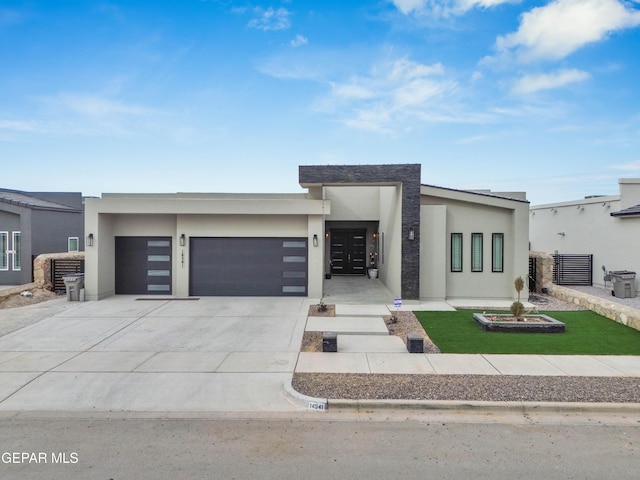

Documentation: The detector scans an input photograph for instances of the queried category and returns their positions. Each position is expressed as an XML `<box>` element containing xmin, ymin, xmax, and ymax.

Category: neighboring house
<box><xmin>0</xmin><ymin>189</ymin><xmax>84</xmax><ymax>285</ymax></box>
<box><xmin>529</xmin><ymin>178</ymin><xmax>640</xmax><ymax>290</ymax></box>
<box><xmin>84</xmin><ymin>164</ymin><xmax>529</xmax><ymax>301</ymax></box>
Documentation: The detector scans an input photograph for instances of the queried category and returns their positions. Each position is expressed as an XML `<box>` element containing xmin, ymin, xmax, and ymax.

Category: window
<box><xmin>68</xmin><ymin>237</ymin><xmax>79</xmax><ymax>252</ymax></box>
<box><xmin>492</xmin><ymin>233</ymin><xmax>504</xmax><ymax>273</ymax></box>
<box><xmin>283</xmin><ymin>241</ymin><xmax>306</xmax><ymax>248</ymax></box>
<box><xmin>451</xmin><ymin>233</ymin><xmax>463</xmax><ymax>272</ymax></box>
<box><xmin>0</xmin><ymin>232</ymin><xmax>7</xmax><ymax>271</ymax></box>
<box><xmin>12</xmin><ymin>232</ymin><xmax>21</xmax><ymax>271</ymax></box>
<box><xmin>471</xmin><ymin>233</ymin><xmax>483</xmax><ymax>272</ymax></box>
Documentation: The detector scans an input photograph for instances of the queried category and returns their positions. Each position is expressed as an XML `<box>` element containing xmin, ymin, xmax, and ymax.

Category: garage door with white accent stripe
<box><xmin>189</xmin><ymin>237</ymin><xmax>308</xmax><ymax>296</ymax></box>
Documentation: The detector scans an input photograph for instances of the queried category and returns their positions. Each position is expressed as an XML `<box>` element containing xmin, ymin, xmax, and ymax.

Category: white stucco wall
<box><xmin>530</xmin><ymin>185</ymin><xmax>640</xmax><ymax>290</ymax></box>
<box><xmin>420</xmin><ymin>205</ymin><xmax>447</xmax><ymax>300</ymax></box>
<box><xmin>420</xmin><ymin>187</ymin><xmax>529</xmax><ymax>300</ymax></box>
<box><xmin>84</xmin><ymin>193</ymin><xmax>328</xmax><ymax>300</ymax></box>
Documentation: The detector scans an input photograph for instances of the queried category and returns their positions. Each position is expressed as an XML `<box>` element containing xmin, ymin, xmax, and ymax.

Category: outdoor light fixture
<box><xmin>86</xmin><ymin>234</ymin><xmax>94</xmax><ymax>247</ymax></box>
<box><xmin>408</xmin><ymin>227</ymin><xmax>415</xmax><ymax>241</ymax></box>
<box><xmin>557</xmin><ymin>232</ymin><xmax>566</xmax><ymax>236</ymax></box>
<box><xmin>179</xmin><ymin>234</ymin><xmax>186</xmax><ymax>247</ymax></box>
<box><xmin>313</xmin><ymin>234</ymin><xmax>318</xmax><ymax>247</ymax></box>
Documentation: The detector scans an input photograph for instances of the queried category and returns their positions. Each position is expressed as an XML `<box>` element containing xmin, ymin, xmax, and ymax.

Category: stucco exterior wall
<box><xmin>378</xmin><ymin>185</ymin><xmax>403</xmax><ymax>297</ymax></box>
<box><xmin>84</xmin><ymin>194</ymin><xmax>327</xmax><ymax>300</ymax></box>
<box><xmin>529</xmin><ymin>194</ymin><xmax>640</xmax><ymax>290</ymax></box>
<box><xmin>420</xmin><ymin>187</ymin><xmax>529</xmax><ymax>301</ymax></box>
<box><xmin>420</xmin><ymin>205</ymin><xmax>447</xmax><ymax>300</ymax></box>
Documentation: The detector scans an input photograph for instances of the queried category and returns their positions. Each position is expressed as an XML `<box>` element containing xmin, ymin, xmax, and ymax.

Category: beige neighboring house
<box><xmin>529</xmin><ymin>178</ymin><xmax>640</xmax><ymax>290</ymax></box>
<box><xmin>83</xmin><ymin>164</ymin><xmax>530</xmax><ymax>302</ymax></box>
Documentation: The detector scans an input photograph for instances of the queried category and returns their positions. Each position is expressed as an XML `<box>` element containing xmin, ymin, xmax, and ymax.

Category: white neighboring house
<box><xmin>529</xmin><ymin>178</ymin><xmax>640</xmax><ymax>290</ymax></box>
<box><xmin>83</xmin><ymin>164</ymin><xmax>530</xmax><ymax>302</ymax></box>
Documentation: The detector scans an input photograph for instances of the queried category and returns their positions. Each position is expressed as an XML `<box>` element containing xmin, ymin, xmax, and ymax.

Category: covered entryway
<box><xmin>189</xmin><ymin>237</ymin><xmax>308</xmax><ymax>296</ymax></box>
<box><xmin>330</xmin><ymin>229</ymin><xmax>367</xmax><ymax>275</ymax></box>
<box><xmin>115</xmin><ymin>237</ymin><xmax>172</xmax><ymax>295</ymax></box>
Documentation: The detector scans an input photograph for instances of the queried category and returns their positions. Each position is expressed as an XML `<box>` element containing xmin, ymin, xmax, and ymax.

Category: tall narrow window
<box><xmin>451</xmin><ymin>233</ymin><xmax>463</xmax><ymax>272</ymax></box>
<box><xmin>0</xmin><ymin>232</ymin><xmax>7</xmax><ymax>271</ymax></box>
<box><xmin>492</xmin><ymin>233</ymin><xmax>504</xmax><ymax>273</ymax></box>
<box><xmin>12</xmin><ymin>232</ymin><xmax>21</xmax><ymax>271</ymax></box>
<box><xmin>471</xmin><ymin>233</ymin><xmax>483</xmax><ymax>272</ymax></box>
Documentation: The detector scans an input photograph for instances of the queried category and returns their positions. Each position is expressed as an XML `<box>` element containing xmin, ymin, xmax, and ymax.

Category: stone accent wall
<box><xmin>529</xmin><ymin>251</ymin><xmax>554</xmax><ymax>293</ymax></box>
<box><xmin>33</xmin><ymin>252</ymin><xmax>85</xmax><ymax>289</ymax></box>
<box><xmin>549</xmin><ymin>284</ymin><xmax>640</xmax><ymax>332</ymax></box>
<box><xmin>299</xmin><ymin>164</ymin><xmax>421</xmax><ymax>299</ymax></box>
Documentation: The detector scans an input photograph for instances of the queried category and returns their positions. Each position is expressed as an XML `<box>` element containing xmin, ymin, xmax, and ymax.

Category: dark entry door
<box><xmin>330</xmin><ymin>229</ymin><xmax>367</xmax><ymax>275</ymax></box>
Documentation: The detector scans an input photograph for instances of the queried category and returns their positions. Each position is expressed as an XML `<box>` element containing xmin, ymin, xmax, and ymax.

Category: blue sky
<box><xmin>1</xmin><ymin>0</ymin><xmax>639</xmax><ymax>204</ymax></box>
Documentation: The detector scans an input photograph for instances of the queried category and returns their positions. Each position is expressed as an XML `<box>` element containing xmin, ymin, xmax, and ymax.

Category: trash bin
<box><xmin>63</xmin><ymin>274</ymin><xmax>85</xmax><ymax>301</ymax></box>
<box><xmin>610</xmin><ymin>270</ymin><xmax>636</xmax><ymax>298</ymax></box>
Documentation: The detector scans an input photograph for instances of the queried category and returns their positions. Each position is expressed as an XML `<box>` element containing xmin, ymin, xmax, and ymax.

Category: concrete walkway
<box><xmin>0</xmin><ymin>289</ymin><xmax>639</xmax><ymax>414</ymax></box>
<box><xmin>296</xmin><ymin>303</ymin><xmax>640</xmax><ymax>377</ymax></box>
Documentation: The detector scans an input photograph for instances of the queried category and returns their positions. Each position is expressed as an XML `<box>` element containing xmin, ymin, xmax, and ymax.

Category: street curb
<box><xmin>283</xmin><ymin>378</ymin><xmax>328</xmax><ymax>410</ymax></box>
<box><xmin>284</xmin><ymin>379</ymin><xmax>640</xmax><ymax>414</ymax></box>
<box><xmin>327</xmin><ymin>399</ymin><xmax>640</xmax><ymax>414</ymax></box>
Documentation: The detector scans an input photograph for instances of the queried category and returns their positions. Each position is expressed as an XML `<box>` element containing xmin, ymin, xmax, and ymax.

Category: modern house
<box><xmin>0</xmin><ymin>189</ymin><xmax>85</xmax><ymax>285</ymax></box>
<box><xmin>530</xmin><ymin>178</ymin><xmax>640</xmax><ymax>290</ymax></box>
<box><xmin>83</xmin><ymin>164</ymin><xmax>529</xmax><ymax>302</ymax></box>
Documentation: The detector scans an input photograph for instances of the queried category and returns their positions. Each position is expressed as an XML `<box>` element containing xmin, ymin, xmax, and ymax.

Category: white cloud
<box><xmin>612</xmin><ymin>160</ymin><xmax>640</xmax><ymax>171</ymax></box>
<box><xmin>512</xmin><ymin>68</ymin><xmax>590</xmax><ymax>94</ymax></box>
<box><xmin>495</xmin><ymin>0</ymin><xmax>640</xmax><ymax>63</ymax></box>
<box><xmin>37</xmin><ymin>93</ymin><xmax>155</xmax><ymax>117</ymax></box>
<box><xmin>248</xmin><ymin>7</ymin><xmax>291</xmax><ymax>31</ymax></box>
<box><xmin>320</xmin><ymin>57</ymin><xmax>461</xmax><ymax>132</ymax></box>
<box><xmin>390</xmin><ymin>0</ymin><xmax>519</xmax><ymax>16</ymax></box>
<box><xmin>290</xmin><ymin>34</ymin><xmax>308</xmax><ymax>47</ymax></box>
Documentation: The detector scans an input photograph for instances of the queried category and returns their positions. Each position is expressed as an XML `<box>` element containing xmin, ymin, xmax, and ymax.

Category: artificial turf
<box><xmin>415</xmin><ymin>309</ymin><xmax>640</xmax><ymax>355</ymax></box>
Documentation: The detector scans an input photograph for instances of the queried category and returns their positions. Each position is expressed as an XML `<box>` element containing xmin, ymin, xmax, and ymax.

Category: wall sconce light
<box><xmin>557</xmin><ymin>232</ymin><xmax>565</xmax><ymax>236</ymax></box>
<box><xmin>408</xmin><ymin>227</ymin><xmax>415</xmax><ymax>241</ymax></box>
<box><xmin>372</xmin><ymin>232</ymin><xmax>378</xmax><ymax>239</ymax></box>
<box><xmin>86</xmin><ymin>233</ymin><xmax>94</xmax><ymax>247</ymax></box>
<box><xmin>325</xmin><ymin>231</ymin><xmax>329</xmax><ymax>238</ymax></box>
<box><xmin>179</xmin><ymin>234</ymin><xmax>186</xmax><ymax>247</ymax></box>
<box><xmin>313</xmin><ymin>234</ymin><xmax>318</xmax><ymax>247</ymax></box>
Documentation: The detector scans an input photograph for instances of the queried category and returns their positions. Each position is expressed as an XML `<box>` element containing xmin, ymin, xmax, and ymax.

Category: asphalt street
<box><xmin>1</xmin><ymin>411</ymin><xmax>639</xmax><ymax>480</ymax></box>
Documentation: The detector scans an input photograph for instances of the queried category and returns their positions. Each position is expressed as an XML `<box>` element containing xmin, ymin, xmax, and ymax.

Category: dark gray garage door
<box><xmin>115</xmin><ymin>237</ymin><xmax>172</xmax><ymax>295</ymax></box>
<box><xmin>189</xmin><ymin>237</ymin><xmax>307</xmax><ymax>296</ymax></box>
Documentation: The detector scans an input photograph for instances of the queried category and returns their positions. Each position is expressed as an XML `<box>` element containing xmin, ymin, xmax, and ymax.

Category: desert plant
<box><xmin>514</xmin><ymin>276</ymin><xmax>524</xmax><ymax>302</ymax></box>
<box><xmin>510</xmin><ymin>301</ymin><xmax>525</xmax><ymax>319</ymax></box>
<box><xmin>510</xmin><ymin>276</ymin><xmax>526</xmax><ymax>320</ymax></box>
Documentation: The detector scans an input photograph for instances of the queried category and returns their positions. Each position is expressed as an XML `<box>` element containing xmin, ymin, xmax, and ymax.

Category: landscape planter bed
<box><xmin>473</xmin><ymin>313</ymin><xmax>565</xmax><ymax>333</ymax></box>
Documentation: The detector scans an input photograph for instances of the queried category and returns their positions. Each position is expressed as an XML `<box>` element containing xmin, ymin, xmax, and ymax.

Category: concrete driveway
<box><xmin>0</xmin><ymin>296</ymin><xmax>311</xmax><ymax>412</ymax></box>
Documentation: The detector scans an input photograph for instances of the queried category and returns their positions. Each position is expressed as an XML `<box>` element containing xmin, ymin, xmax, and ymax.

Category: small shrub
<box><xmin>510</xmin><ymin>301</ymin><xmax>525</xmax><ymax>319</ymax></box>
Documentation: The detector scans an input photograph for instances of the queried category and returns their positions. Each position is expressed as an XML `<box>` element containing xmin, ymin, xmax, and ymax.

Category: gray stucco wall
<box><xmin>299</xmin><ymin>164</ymin><xmax>421</xmax><ymax>299</ymax></box>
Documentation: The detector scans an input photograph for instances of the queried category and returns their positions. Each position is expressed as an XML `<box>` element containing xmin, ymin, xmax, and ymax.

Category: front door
<box><xmin>330</xmin><ymin>229</ymin><xmax>367</xmax><ymax>275</ymax></box>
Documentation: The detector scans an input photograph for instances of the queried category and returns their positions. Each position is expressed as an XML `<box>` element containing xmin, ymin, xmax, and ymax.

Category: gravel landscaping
<box><xmin>294</xmin><ymin>293</ymin><xmax>640</xmax><ymax>403</ymax></box>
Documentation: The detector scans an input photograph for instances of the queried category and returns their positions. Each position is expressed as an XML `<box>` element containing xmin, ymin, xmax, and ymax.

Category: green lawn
<box><xmin>415</xmin><ymin>310</ymin><xmax>640</xmax><ymax>355</ymax></box>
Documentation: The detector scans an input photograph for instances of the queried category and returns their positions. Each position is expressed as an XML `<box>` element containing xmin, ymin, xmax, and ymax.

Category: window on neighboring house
<box><xmin>68</xmin><ymin>237</ymin><xmax>79</xmax><ymax>253</ymax></box>
<box><xmin>492</xmin><ymin>233</ymin><xmax>504</xmax><ymax>273</ymax></box>
<box><xmin>451</xmin><ymin>233</ymin><xmax>463</xmax><ymax>272</ymax></box>
<box><xmin>0</xmin><ymin>232</ymin><xmax>7</xmax><ymax>271</ymax></box>
<box><xmin>12</xmin><ymin>231</ymin><xmax>21</xmax><ymax>271</ymax></box>
<box><xmin>471</xmin><ymin>233</ymin><xmax>483</xmax><ymax>272</ymax></box>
